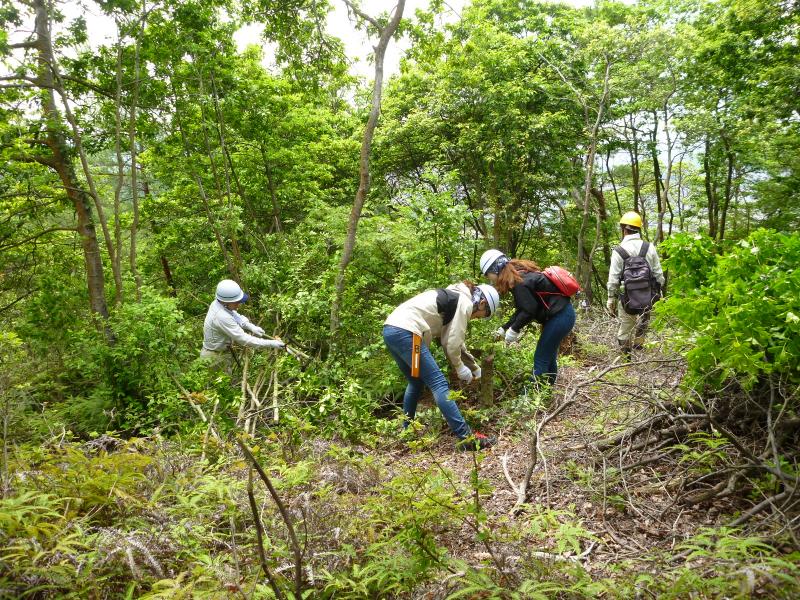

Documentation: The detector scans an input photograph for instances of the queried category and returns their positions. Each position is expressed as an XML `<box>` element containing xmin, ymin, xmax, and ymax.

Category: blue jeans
<box><xmin>533</xmin><ymin>303</ymin><xmax>576</xmax><ymax>385</ymax></box>
<box><xmin>382</xmin><ymin>325</ymin><xmax>471</xmax><ymax>440</ymax></box>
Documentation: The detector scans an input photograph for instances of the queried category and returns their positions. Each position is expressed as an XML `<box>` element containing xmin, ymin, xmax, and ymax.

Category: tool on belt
<box><xmin>411</xmin><ymin>333</ymin><xmax>422</xmax><ymax>378</ymax></box>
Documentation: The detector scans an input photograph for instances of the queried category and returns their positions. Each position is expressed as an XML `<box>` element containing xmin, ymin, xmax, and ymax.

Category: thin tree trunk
<box><xmin>626</xmin><ymin>116</ymin><xmax>642</xmax><ymax>213</ymax></box>
<box><xmin>32</xmin><ymin>0</ymin><xmax>108</xmax><ymax>318</ymax></box>
<box><xmin>590</xmin><ymin>186</ymin><xmax>610</xmax><ymax>276</ymax></box>
<box><xmin>576</xmin><ymin>57</ymin><xmax>612</xmax><ymax>295</ymax></box>
<box><xmin>142</xmin><ymin>178</ymin><xmax>177</xmax><ymax>295</ymax></box>
<box><xmin>719</xmin><ymin>135</ymin><xmax>734</xmax><ymax>242</ymax></box>
<box><xmin>129</xmin><ymin>7</ymin><xmax>145</xmax><ymax>301</ymax></box>
<box><xmin>661</xmin><ymin>103</ymin><xmax>677</xmax><ymax>240</ymax></box>
<box><xmin>259</xmin><ymin>144</ymin><xmax>283</xmax><ymax>233</ymax></box>
<box><xmin>210</xmin><ymin>69</ymin><xmax>263</xmax><ymax>234</ymax></box>
<box><xmin>330</xmin><ymin>0</ymin><xmax>406</xmax><ymax>338</ymax></box>
<box><xmin>170</xmin><ymin>75</ymin><xmax>238</xmax><ymax>279</ymax></box>
<box><xmin>196</xmin><ymin>67</ymin><xmax>243</xmax><ymax>274</ymax></box>
<box><xmin>704</xmin><ymin>136</ymin><xmax>718</xmax><ymax>239</ymax></box>
<box><xmin>605</xmin><ymin>147</ymin><xmax>621</xmax><ymax>217</ymax></box>
<box><xmin>650</xmin><ymin>111</ymin><xmax>665</xmax><ymax>243</ymax></box>
<box><xmin>45</xmin><ymin>17</ymin><xmax>121</xmax><ymax>302</ymax></box>
<box><xmin>112</xmin><ymin>39</ymin><xmax>125</xmax><ymax>305</ymax></box>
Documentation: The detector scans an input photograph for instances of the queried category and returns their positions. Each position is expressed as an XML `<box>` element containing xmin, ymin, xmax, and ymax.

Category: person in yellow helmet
<box><xmin>606</xmin><ymin>212</ymin><xmax>665</xmax><ymax>355</ymax></box>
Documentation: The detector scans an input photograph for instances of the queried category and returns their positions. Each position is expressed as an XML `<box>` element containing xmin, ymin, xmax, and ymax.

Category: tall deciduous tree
<box><xmin>1</xmin><ymin>0</ymin><xmax>110</xmax><ymax>318</ymax></box>
<box><xmin>330</xmin><ymin>0</ymin><xmax>405</xmax><ymax>338</ymax></box>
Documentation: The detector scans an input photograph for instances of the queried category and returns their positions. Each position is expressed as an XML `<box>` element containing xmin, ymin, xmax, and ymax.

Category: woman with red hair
<box><xmin>479</xmin><ymin>249</ymin><xmax>576</xmax><ymax>388</ymax></box>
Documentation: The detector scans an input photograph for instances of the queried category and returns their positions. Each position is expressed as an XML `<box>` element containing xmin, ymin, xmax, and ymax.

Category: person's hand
<box><xmin>494</xmin><ymin>327</ymin><xmax>506</xmax><ymax>339</ymax></box>
<box><xmin>504</xmin><ymin>328</ymin><xmax>521</xmax><ymax>343</ymax></box>
<box><xmin>270</xmin><ymin>337</ymin><xmax>286</xmax><ymax>350</ymax></box>
<box><xmin>457</xmin><ymin>364</ymin><xmax>473</xmax><ymax>384</ymax></box>
<box><xmin>606</xmin><ymin>298</ymin><xmax>617</xmax><ymax>317</ymax></box>
<box><xmin>250</xmin><ymin>325</ymin><xmax>266</xmax><ymax>336</ymax></box>
<box><xmin>472</xmin><ymin>367</ymin><xmax>482</xmax><ymax>379</ymax></box>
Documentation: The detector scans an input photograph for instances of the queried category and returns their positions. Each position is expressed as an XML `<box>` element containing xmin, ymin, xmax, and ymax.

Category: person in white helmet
<box><xmin>383</xmin><ymin>280</ymin><xmax>500</xmax><ymax>451</ymax></box>
<box><xmin>480</xmin><ymin>249</ymin><xmax>576</xmax><ymax>387</ymax></box>
<box><xmin>201</xmin><ymin>279</ymin><xmax>286</xmax><ymax>370</ymax></box>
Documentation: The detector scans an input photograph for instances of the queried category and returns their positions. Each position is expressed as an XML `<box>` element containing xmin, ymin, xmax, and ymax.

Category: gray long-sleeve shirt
<box><xmin>606</xmin><ymin>233</ymin><xmax>665</xmax><ymax>298</ymax></box>
<box><xmin>202</xmin><ymin>300</ymin><xmax>283</xmax><ymax>351</ymax></box>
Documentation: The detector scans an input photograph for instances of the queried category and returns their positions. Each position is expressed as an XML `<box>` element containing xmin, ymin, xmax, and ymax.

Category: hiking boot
<box><xmin>457</xmin><ymin>431</ymin><xmax>497</xmax><ymax>452</ymax></box>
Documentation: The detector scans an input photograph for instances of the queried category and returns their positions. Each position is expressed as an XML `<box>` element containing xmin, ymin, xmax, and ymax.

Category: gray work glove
<box><xmin>456</xmin><ymin>364</ymin><xmax>473</xmax><ymax>384</ymax></box>
<box><xmin>472</xmin><ymin>367</ymin><xmax>482</xmax><ymax>379</ymax></box>
<box><xmin>248</xmin><ymin>324</ymin><xmax>266</xmax><ymax>337</ymax></box>
<box><xmin>504</xmin><ymin>328</ymin><xmax>521</xmax><ymax>343</ymax></box>
<box><xmin>494</xmin><ymin>327</ymin><xmax>506</xmax><ymax>339</ymax></box>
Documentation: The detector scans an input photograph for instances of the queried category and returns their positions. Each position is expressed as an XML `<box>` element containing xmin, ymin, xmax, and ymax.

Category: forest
<box><xmin>1</xmin><ymin>0</ymin><xmax>799</xmax><ymax>597</ymax></box>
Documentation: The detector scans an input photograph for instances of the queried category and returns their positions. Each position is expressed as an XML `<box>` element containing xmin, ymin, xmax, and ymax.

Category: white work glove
<box><xmin>504</xmin><ymin>328</ymin><xmax>521</xmax><ymax>343</ymax></box>
<box><xmin>606</xmin><ymin>298</ymin><xmax>617</xmax><ymax>317</ymax></box>
<box><xmin>456</xmin><ymin>364</ymin><xmax>473</xmax><ymax>384</ymax></box>
<box><xmin>248</xmin><ymin>325</ymin><xmax>266</xmax><ymax>337</ymax></box>
<box><xmin>494</xmin><ymin>327</ymin><xmax>506</xmax><ymax>339</ymax></box>
<box><xmin>472</xmin><ymin>367</ymin><xmax>482</xmax><ymax>379</ymax></box>
<box><xmin>263</xmin><ymin>338</ymin><xmax>286</xmax><ymax>350</ymax></box>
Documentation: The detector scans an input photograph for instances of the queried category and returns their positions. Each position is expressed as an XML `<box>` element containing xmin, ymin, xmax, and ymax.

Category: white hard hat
<box><xmin>215</xmin><ymin>279</ymin><xmax>245</xmax><ymax>303</ymax></box>
<box><xmin>477</xmin><ymin>284</ymin><xmax>500</xmax><ymax>316</ymax></box>
<box><xmin>480</xmin><ymin>249</ymin><xmax>506</xmax><ymax>275</ymax></box>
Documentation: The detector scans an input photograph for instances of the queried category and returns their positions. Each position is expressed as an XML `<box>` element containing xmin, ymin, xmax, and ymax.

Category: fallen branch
<box><xmin>237</xmin><ymin>438</ymin><xmax>305</xmax><ymax>598</ymax></box>
<box><xmin>246</xmin><ymin>468</ymin><xmax>286</xmax><ymax>599</ymax></box>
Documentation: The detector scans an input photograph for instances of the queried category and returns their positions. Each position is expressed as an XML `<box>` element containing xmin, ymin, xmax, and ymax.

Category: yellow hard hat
<box><xmin>619</xmin><ymin>211</ymin><xmax>642</xmax><ymax>228</ymax></box>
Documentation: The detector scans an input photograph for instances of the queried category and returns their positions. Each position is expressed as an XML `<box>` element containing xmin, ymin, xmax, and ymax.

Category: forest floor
<box><xmin>391</xmin><ymin>323</ymin><xmax>717</xmax><ymax>564</ymax></box>
<box><xmin>6</xmin><ymin>315</ymin><xmax>799</xmax><ymax>598</ymax></box>
<box><xmin>320</xmin><ymin>315</ymin><xmax>798</xmax><ymax>596</ymax></box>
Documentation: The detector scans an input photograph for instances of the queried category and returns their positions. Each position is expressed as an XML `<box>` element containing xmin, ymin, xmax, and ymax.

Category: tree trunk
<box><xmin>626</xmin><ymin>116</ymin><xmax>641</xmax><ymax>213</ymax></box>
<box><xmin>330</xmin><ymin>0</ymin><xmax>405</xmax><ymax>338</ymax></box>
<box><xmin>170</xmin><ymin>75</ymin><xmax>238</xmax><ymax>279</ymax></box>
<box><xmin>128</xmin><ymin>10</ymin><xmax>144</xmax><ymax>301</ymax></box>
<box><xmin>576</xmin><ymin>58</ymin><xmax>611</xmax><ymax>297</ymax></box>
<box><xmin>650</xmin><ymin>111</ymin><xmax>665</xmax><ymax>243</ymax></box>
<box><xmin>480</xmin><ymin>353</ymin><xmax>494</xmax><ymax>407</ymax></box>
<box><xmin>42</xmin><ymin>9</ymin><xmax>122</xmax><ymax>303</ymax></box>
<box><xmin>704</xmin><ymin>136</ymin><xmax>718</xmax><ymax>239</ymax></box>
<box><xmin>142</xmin><ymin>178</ymin><xmax>177</xmax><ymax>296</ymax></box>
<box><xmin>605</xmin><ymin>147</ymin><xmax>621</xmax><ymax>217</ymax></box>
<box><xmin>196</xmin><ymin>67</ymin><xmax>243</xmax><ymax>275</ymax></box>
<box><xmin>112</xmin><ymin>40</ymin><xmax>125</xmax><ymax>305</ymax></box>
<box><xmin>719</xmin><ymin>135</ymin><xmax>734</xmax><ymax>242</ymax></box>
<box><xmin>210</xmin><ymin>69</ymin><xmax>264</xmax><ymax>235</ymax></box>
<box><xmin>259</xmin><ymin>144</ymin><xmax>283</xmax><ymax>233</ymax></box>
<box><xmin>32</xmin><ymin>0</ymin><xmax>108</xmax><ymax>318</ymax></box>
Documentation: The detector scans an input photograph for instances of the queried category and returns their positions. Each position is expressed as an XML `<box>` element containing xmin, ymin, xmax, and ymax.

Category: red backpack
<box><xmin>543</xmin><ymin>266</ymin><xmax>581</xmax><ymax>297</ymax></box>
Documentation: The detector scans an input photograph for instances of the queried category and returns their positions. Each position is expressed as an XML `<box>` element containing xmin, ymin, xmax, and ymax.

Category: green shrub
<box><xmin>658</xmin><ymin>229</ymin><xmax>800</xmax><ymax>390</ymax></box>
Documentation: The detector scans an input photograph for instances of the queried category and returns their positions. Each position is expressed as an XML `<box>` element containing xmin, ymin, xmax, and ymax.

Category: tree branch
<box><xmin>341</xmin><ymin>0</ymin><xmax>381</xmax><ymax>30</ymax></box>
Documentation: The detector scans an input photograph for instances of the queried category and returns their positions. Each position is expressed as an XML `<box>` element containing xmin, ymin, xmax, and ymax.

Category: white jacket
<box><xmin>607</xmin><ymin>233</ymin><xmax>665</xmax><ymax>298</ymax></box>
<box><xmin>384</xmin><ymin>282</ymin><xmax>478</xmax><ymax>372</ymax></box>
<box><xmin>202</xmin><ymin>300</ymin><xmax>282</xmax><ymax>351</ymax></box>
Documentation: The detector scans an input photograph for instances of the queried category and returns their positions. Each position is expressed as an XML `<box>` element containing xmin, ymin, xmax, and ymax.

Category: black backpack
<box><xmin>435</xmin><ymin>288</ymin><xmax>461</xmax><ymax>325</ymax></box>
<box><xmin>614</xmin><ymin>242</ymin><xmax>660</xmax><ymax>315</ymax></box>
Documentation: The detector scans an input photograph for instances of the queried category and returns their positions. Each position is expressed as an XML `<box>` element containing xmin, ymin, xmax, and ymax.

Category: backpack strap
<box><xmin>435</xmin><ymin>288</ymin><xmax>461</xmax><ymax>326</ymax></box>
<box><xmin>638</xmin><ymin>241</ymin><xmax>650</xmax><ymax>258</ymax></box>
<box><xmin>613</xmin><ymin>245</ymin><xmax>630</xmax><ymax>260</ymax></box>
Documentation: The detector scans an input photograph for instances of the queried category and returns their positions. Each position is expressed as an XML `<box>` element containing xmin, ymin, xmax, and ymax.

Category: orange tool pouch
<box><xmin>411</xmin><ymin>333</ymin><xmax>422</xmax><ymax>378</ymax></box>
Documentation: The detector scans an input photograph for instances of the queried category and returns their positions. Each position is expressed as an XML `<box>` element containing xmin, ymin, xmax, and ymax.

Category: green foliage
<box><xmin>659</xmin><ymin>229</ymin><xmax>800</xmax><ymax>390</ymax></box>
<box><xmin>659</xmin><ymin>231</ymin><xmax>717</xmax><ymax>295</ymax></box>
<box><xmin>11</xmin><ymin>442</ymin><xmax>153</xmax><ymax>524</ymax></box>
<box><xmin>0</xmin><ymin>491</ymin><xmax>96</xmax><ymax>598</ymax></box>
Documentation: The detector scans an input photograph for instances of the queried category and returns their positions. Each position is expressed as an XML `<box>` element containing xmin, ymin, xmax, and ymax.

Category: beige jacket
<box><xmin>384</xmin><ymin>282</ymin><xmax>478</xmax><ymax>372</ymax></box>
